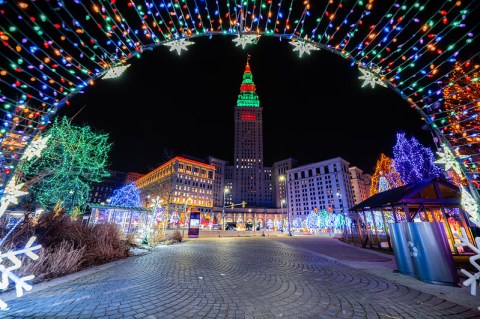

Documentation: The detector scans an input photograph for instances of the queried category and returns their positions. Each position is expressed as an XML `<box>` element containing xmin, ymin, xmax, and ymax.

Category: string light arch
<box><xmin>0</xmin><ymin>0</ymin><xmax>479</xmax><ymax>206</ymax></box>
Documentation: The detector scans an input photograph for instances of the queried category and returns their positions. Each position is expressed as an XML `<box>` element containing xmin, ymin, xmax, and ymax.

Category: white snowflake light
<box><xmin>435</xmin><ymin>144</ymin><xmax>468</xmax><ymax>177</ymax></box>
<box><xmin>461</xmin><ymin>186</ymin><xmax>480</xmax><ymax>227</ymax></box>
<box><xmin>454</xmin><ymin>227</ymin><xmax>480</xmax><ymax>310</ymax></box>
<box><xmin>20</xmin><ymin>135</ymin><xmax>51</xmax><ymax>162</ymax></box>
<box><xmin>0</xmin><ymin>179</ymin><xmax>29</xmax><ymax>218</ymax></box>
<box><xmin>232</xmin><ymin>34</ymin><xmax>259</xmax><ymax>49</ymax></box>
<box><xmin>102</xmin><ymin>64</ymin><xmax>131</xmax><ymax>79</ymax></box>
<box><xmin>358</xmin><ymin>67</ymin><xmax>387</xmax><ymax>88</ymax></box>
<box><xmin>0</xmin><ymin>236</ymin><xmax>42</xmax><ymax>310</ymax></box>
<box><xmin>163</xmin><ymin>38</ymin><xmax>194</xmax><ymax>55</ymax></box>
<box><xmin>290</xmin><ymin>36</ymin><xmax>320</xmax><ymax>58</ymax></box>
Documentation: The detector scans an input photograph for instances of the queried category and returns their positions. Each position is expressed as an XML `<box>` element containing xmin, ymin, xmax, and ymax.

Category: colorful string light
<box><xmin>0</xmin><ymin>0</ymin><xmax>479</xmax><ymax>203</ymax></box>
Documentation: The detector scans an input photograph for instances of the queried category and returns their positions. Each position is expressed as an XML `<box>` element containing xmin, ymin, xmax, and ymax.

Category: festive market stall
<box><xmin>349</xmin><ymin>177</ymin><xmax>475</xmax><ymax>254</ymax></box>
<box><xmin>87</xmin><ymin>203</ymin><xmax>151</xmax><ymax>235</ymax></box>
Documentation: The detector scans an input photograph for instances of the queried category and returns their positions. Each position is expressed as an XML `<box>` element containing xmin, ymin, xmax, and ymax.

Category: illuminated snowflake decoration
<box><xmin>461</xmin><ymin>186</ymin><xmax>480</xmax><ymax>227</ymax></box>
<box><xmin>20</xmin><ymin>135</ymin><xmax>51</xmax><ymax>162</ymax></box>
<box><xmin>358</xmin><ymin>67</ymin><xmax>387</xmax><ymax>88</ymax></box>
<box><xmin>290</xmin><ymin>36</ymin><xmax>320</xmax><ymax>57</ymax></box>
<box><xmin>454</xmin><ymin>227</ymin><xmax>480</xmax><ymax>310</ymax></box>
<box><xmin>0</xmin><ymin>179</ymin><xmax>29</xmax><ymax>218</ymax></box>
<box><xmin>102</xmin><ymin>64</ymin><xmax>131</xmax><ymax>79</ymax></box>
<box><xmin>435</xmin><ymin>144</ymin><xmax>468</xmax><ymax>177</ymax></box>
<box><xmin>0</xmin><ymin>236</ymin><xmax>42</xmax><ymax>310</ymax></box>
<box><xmin>163</xmin><ymin>38</ymin><xmax>194</xmax><ymax>55</ymax></box>
<box><xmin>232</xmin><ymin>34</ymin><xmax>260</xmax><ymax>49</ymax></box>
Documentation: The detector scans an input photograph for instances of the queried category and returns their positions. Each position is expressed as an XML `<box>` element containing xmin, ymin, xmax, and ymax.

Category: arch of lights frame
<box><xmin>0</xmin><ymin>0</ymin><xmax>479</xmax><ymax>217</ymax></box>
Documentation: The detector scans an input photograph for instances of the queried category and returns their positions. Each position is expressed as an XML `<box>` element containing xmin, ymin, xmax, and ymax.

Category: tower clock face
<box><xmin>241</xmin><ymin>113</ymin><xmax>257</xmax><ymax>121</ymax></box>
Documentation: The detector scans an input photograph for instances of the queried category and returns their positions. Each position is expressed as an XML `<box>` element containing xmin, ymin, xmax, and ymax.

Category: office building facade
<box><xmin>135</xmin><ymin>156</ymin><xmax>216</xmax><ymax>221</ymax></box>
<box><xmin>349</xmin><ymin>166</ymin><xmax>372</xmax><ymax>205</ymax></box>
<box><xmin>286</xmin><ymin>157</ymin><xmax>357</xmax><ymax>223</ymax></box>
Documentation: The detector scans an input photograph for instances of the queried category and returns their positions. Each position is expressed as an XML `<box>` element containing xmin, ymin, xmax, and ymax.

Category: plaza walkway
<box><xmin>1</xmin><ymin>236</ymin><xmax>480</xmax><ymax>318</ymax></box>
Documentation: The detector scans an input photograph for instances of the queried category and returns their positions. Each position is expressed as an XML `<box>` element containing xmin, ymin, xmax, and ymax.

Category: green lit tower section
<box><xmin>233</xmin><ymin>55</ymin><xmax>265</xmax><ymax>207</ymax></box>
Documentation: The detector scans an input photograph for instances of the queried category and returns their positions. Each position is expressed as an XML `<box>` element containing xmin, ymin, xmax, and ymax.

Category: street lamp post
<box><xmin>145</xmin><ymin>194</ymin><xmax>151</xmax><ymax>208</ymax></box>
<box><xmin>280</xmin><ymin>199</ymin><xmax>286</xmax><ymax>232</ymax></box>
<box><xmin>222</xmin><ymin>187</ymin><xmax>229</xmax><ymax>231</ymax></box>
<box><xmin>279</xmin><ymin>175</ymin><xmax>292</xmax><ymax>236</ymax></box>
<box><xmin>336</xmin><ymin>191</ymin><xmax>348</xmax><ymax>236</ymax></box>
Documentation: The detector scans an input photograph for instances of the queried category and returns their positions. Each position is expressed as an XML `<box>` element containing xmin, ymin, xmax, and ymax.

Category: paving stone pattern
<box><xmin>1</xmin><ymin>237</ymin><xmax>479</xmax><ymax>319</ymax></box>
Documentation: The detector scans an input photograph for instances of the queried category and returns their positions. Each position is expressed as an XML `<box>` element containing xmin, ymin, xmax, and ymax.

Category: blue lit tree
<box><xmin>393</xmin><ymin>132</ymin><xmax>443</xmax><ymax>184</ymax></box>
<box><xmin>317</xmin><ymin>210</ymin><xmax>329</xmax><ymax>228</ymax></box>
<box><xmin>109</xmin><ymin>183</ymin><xmax>142</xmax><ymax>207</ymax></box>
<box><xmin>293</xmin><ymin>217</ymin><xmax>303</xmax><ymax>228</ymax></box>
<box><xmin>306</xmin><ymin>211</ymin><xmax>319</xmax><ymax>229</ymax></box>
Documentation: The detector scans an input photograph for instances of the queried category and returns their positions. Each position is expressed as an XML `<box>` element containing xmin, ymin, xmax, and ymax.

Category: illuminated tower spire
<box><xmin>237</xmin><ymin>54</ymin><xmax>260</xmax><ymax>108</ymax></box>
<box><xmin>233</xmin><ymin>54</ymin><xmax>265</xmax><ymax>207</ymax></box>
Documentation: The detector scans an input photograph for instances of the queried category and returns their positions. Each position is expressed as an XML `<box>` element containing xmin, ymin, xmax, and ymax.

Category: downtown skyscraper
<box><xmin>232</xmin><ymin>55</ymin><xmax>268</xmax><ymax>207</ymax></box>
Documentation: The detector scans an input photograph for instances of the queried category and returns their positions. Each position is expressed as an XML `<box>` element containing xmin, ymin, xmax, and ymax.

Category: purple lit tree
<box><xmin>393</xmin><ymin>132</ymin><xmax>443</xmax><ymax>184</ymax></box>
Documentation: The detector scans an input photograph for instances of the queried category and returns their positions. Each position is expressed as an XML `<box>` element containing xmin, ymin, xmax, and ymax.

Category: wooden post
<box><xmin>356</xmin><ymin>210</ymin><xmax>364</xmax><ymax>243</ymax></box>
<box><xmin>362</xmin><ymin>210</ymin><xmax>372</xmax><ymax>248</ymax></box>
<box><xmin>127</xmin><ymin>210</ymin><xmax>134</xmax><ymax>234</ymax></box>
<box><xmin>392</xmin><ymin>206</ymin><xmax>398</xmax><ymax>223</ymax></box>
<box><xmin>440</xmin><ymin>204</ymin><xmax>459</xmax><ymax>254</ymax></box>
<box><xmin>371</xmin><ymin>210</ymin><xmax>381</xmax><ymax>248</ymax></box>
<box><xmin>404</xmin><ymin>204</ymin><xmax>412</xmax><ymax>222</ymax></box>
<box><xmin>458</xmin><ymin>207</ymin><xmax>476</xmax><ymax>247</ymax></box>
<box><xmin>381</xmin><ymin>208</ymin><xmax>392</xmax><ymax>250</ymax></box>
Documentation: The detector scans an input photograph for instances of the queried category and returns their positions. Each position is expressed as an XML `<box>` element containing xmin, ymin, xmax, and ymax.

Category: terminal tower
<box><xmin>232</xmin><ymin>55</ymin><xmax>267</xmax><ymax>207</ymax></box>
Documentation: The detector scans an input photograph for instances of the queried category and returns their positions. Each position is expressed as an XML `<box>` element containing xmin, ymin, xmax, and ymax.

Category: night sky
<box><xmin>58</xmin><ymin>35</ymin><xmax>435</xmax><ymax>175</ymax></box>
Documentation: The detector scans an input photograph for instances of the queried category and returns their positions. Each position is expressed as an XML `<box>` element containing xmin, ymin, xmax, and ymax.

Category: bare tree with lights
<box><xmin>18</xmin><ymin>117</ymin><xmax>111</xmax><ymax>213</ymax></box>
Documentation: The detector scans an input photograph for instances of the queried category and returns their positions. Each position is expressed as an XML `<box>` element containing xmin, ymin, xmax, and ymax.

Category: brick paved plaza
<box><xmin>1</xmin><ymin>237</ymin><xmax>480</xmax><ymax>319</ymax></box>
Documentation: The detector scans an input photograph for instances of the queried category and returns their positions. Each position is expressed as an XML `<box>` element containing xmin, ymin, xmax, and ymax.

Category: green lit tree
<box><xmin>19</xmin><ymin>117</ymin><xmax>111</xmax><ymax>213</ymax></box>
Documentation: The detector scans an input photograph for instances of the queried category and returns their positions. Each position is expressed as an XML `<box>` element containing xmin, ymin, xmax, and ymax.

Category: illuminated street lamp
<box><xmin>222</xmin><ymin>187</ymin><xmax>229</xmax><ymax>230</ymax></box>
<box><xmin>279</xmin><ymin>175</ymin><xmax>291</xmax><ymax>236</ymax></box>
<box><xmin>145</xmin><ymin>194</ymin><xmax>151</xmax><ymax>207</ymax></box>
<box><xmin>336</xmin><ymin>191</ymin><xmax>348</xmax><ymax>236</ymax></box>
<box><xmin>281</xmin><ymin>199</ymin><xmax>286</xmax><ymax>231</ymax></box>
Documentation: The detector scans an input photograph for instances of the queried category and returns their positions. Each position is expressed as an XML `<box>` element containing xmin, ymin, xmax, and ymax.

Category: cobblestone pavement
<box><xmin>1</xmin><ymin>237</ymin><xmax>480</xmax><ymax>319</ymax></box>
